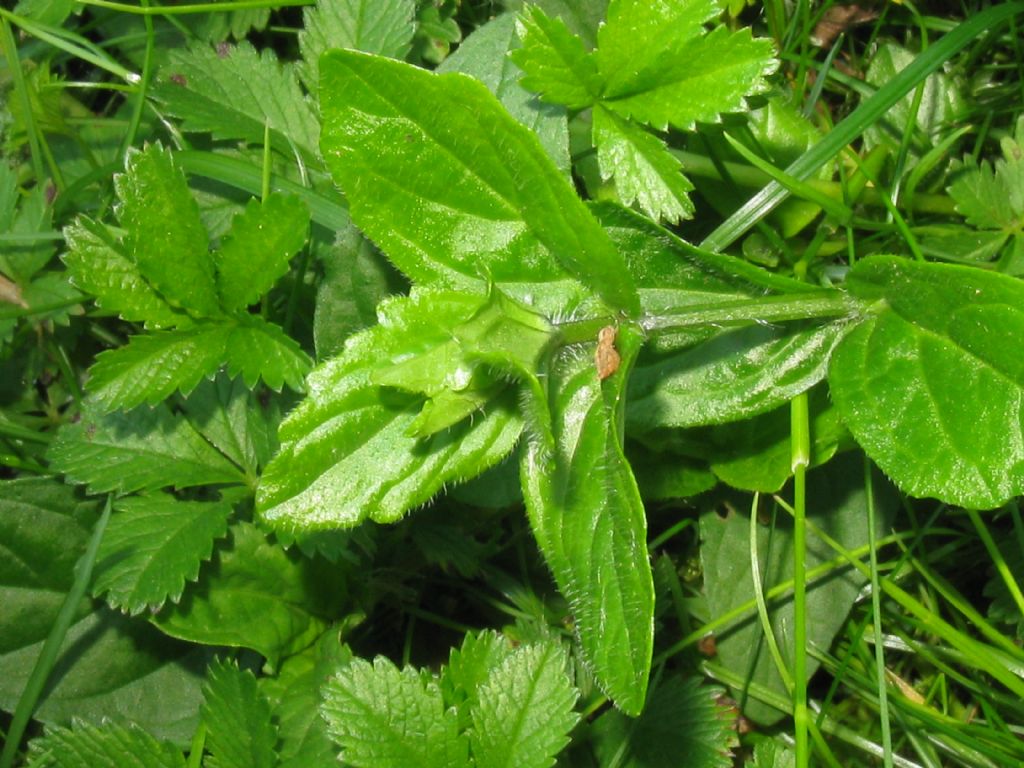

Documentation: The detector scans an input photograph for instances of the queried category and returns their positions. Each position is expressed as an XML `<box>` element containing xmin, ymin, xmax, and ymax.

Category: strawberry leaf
<box><xmin>511</xmin><ymin>6</ymin><xmax>601</xmax><ymax>109</ymax></box>
<box><xmin>201</xmin><ymin>660</ymin><xmax>278</xmax><ymax>768</ymax></box>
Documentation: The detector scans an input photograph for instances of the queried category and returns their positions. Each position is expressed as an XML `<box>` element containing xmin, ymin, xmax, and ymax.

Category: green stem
<box><xmin>641</xmin><ymin>292</ymin><xmax>859</xmax><ymax>333</ymax></box>
<box><xmin>0</xmin><ymin>16</ymin><xmax>45</xmax><ymax>185</ymax></box>
<box><xmin>0</xmin><ymin>497</ymin><xmax>112</xmax><ymax>768</ymax></box>
<box><xmin>791</xmin><ymin>392</ymin><xmax>810</xmax><ymax>767</ymax></box>
<box><xmin>966</xmin><ymin>508</ymin><xmax>1024</xmax><ymax>621</ymax></box>
<box><xmin>78</xmin><ymin>0</ymin><xmax>312</xmax><ymax>13</ymax></box>
<box><xmin>866</xmin><ymin>460</ymin><xmax>895</xmax><ymax>768</ymax></box>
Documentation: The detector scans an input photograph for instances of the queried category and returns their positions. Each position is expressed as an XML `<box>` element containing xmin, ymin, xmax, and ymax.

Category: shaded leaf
<box><xmin>830</xmin><ymin>255</ymin><xmax>1024</xmax><ymax>508</ymax></box>
<box><xmin>92</xmin><ymin>495</ymin><xmax>233</xmax><ymax>615</ymax></box>
<box><xmin>201</xmin><ymin>660</ymin><xmax>278</xmax><ymax>768</ymax></box>
<box><xmin>321</xmin><ymin>657</ymin><xmax>470</xmax><ymax>768</ymax></box>
<box><xmin>47</xmin><ymin>403</ymin><xmax>245</xmax><ymax>494</ymax></box>
<box><xmin>26</xmin><ymin>721</ymin><xmax>185</xmax><ymax>768</ymax></box>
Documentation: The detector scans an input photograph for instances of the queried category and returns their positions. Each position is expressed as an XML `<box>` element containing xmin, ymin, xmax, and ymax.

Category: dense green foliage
<box><xmin>3</xmin><ymin>1</ymin><xmax>1024</xmax><ymax>766</ymax></box>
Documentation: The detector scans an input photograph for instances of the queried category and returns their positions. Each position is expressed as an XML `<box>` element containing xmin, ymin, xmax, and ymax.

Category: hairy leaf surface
<box><xmin>521</xmin><ymin>325</ymin><xmax>653</xmax><ymax>715</ymax></box>
<box><xmin>830</xmin><ymin>255</ymin><xmax>1024</xmax><ymax>508</ymax></box>
<box><xmin>92</xmin><ymin>495</ymin><xmax>233</xmax><ymax>615</ymax></box>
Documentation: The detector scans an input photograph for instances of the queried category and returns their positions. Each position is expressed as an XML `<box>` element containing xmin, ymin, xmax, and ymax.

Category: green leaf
<box><xmin>201</xmin><ymin>660</ymin><xmax>278</xmax><ymax>768</ymax></box>
<box><xmin>152</xmin><ymin>521</ymin><xmax>339</xmax><ymax>666</ymax></box>
<box><xmin>441</xmin><ymin>631</ymin><xmax>516</xmax><ymax>727</ymax></box>
<box><xmin>700</xmin><ymin>453</ymin><xmax>896</xmax><ymax>725</ymax></box>
<box><xmin>321</xmin><ymin>657</ymin><xmax>471</xmax><ymax>768</ymax></box>
<box><xmin>115</xmin><ymin>143</ymin><xmax>220</xmax><ymax>318</ymax></box>
<box><xmin>511</xmin><ymin>6</ymin><xmax>601</xmax><ymax>109</ymax></box>
<box><xmin>26</xmin><ymin>721</ymin><xmax>186</xmax><ymax>768</ymax></box>
<box><xmin>92</xmin><ymin>495</ymin><xmax>233</xmax><ymax>615</ymax></box>
<box><xmin>599</xmin><ymin>25</ymin><xmax>776</xmax><ymax>132</ymax></box>
<box><xmin>222</xmin><ymin>315</ymin><xmax>312</xmax><ymax>391</ymax></box>
<box><xmin>62</xmin><ymin>216</ymin><xmax>187</xmax><ymax>330</ymax></box>
<box><xmin>214</xmin><ymin>193</ymin><xmax>309</xmax><ymax>312</ymax></box>
<box><xmin>439</xmin><ymin>13</ymin><xmax>570</xmax><ymax>177</ymax></box>
<box><xmin>521</xmin><ymin>325</ymin><xmax>654</xmax><ymax>715</ymax></box>
<box><xmin>830</xmin><ymin>255</ymin><xmax>1024</xmax><ymax>508</ymax></box>
<box><xmin>0</xmin><ymin>479</ymin><xmax>207</xmax><ymax>744</ymax></box>
<box><xmin>593</xmin><ymin>104</ymin><xmax>694</xmax><ymax>223</ymax></box>
<box><xmin>627</xmin><ymin>321</ymin><xmax>849</xmax><ymax>432</ymax></box>
<box><xmin>257</xmin><ymin>290</ymin><xmax>524</xmax><ymax>533</ymax></box>
<box><xmin>86</xmin><ymin>324</ymin><xmax>230</xmax><ymax>410</ymax></box>
<box><xmin>319</xmin><ymin>49</ymin><xmax>639</xmax><ymax>314</ymax></box>
<box><xmin>948</xmin><ymin>116</ymin><xmax>1024</xmax><ymax>232</ymax></box>
<box><xmin>152</xmin><ymin>43</ymin><xmax>319</xmax><ymax>160</ymax></box>
<box><xmin>298</xmin><ymin>0</ymin><xmax>416</xmax><ymax>90</ymax></box>
<box><xmin>591</xmin><ymin>677</ymin><xmax>737</xmax><ymax>768</ymax></box>
<box><xmin>47</xmin><ymin>403</ymin><xmax>246</xmax><ymax>494</ymax></box>
<box><xmin>469</xmin><ymin>642</ymin><xmax>579</xmax><ymax>768</ymax></box>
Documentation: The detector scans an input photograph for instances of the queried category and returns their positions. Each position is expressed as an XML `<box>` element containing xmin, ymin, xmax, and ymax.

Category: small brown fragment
<box><xmin>169</xmin><ymin>73</ymin><xmax>187</xmax><ymax>86</ymax></box>
<box><xmin>216</xmin><ymin>41</ymin><xmax>232</xmax><ymax>59</ymax></box>
<box><xmin>0</xmin><ymin>275</ymin><xmax>28</xmax><ymax>309</ymax></box>
<box><xmin>594</xmin><ymin>325</ymin><xmax>620</xmax><ymax>380</ymax></box>
<box><xmin>811</xmin><ymin>4</ymin><xmax>879</xmax><ymax>48</ymax></box>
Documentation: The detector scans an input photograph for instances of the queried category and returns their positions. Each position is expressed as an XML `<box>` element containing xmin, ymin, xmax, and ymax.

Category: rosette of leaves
<box><xmin>62</xmin><ymin>142</ymin><xmax>312</xmax><ymax>411</ymax></box>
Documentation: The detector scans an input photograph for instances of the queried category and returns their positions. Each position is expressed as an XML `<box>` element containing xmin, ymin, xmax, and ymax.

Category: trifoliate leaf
<box><xmin>26</xmin><ymin>720</ymin><xmax>186</xmax><ymax>768</ymax></box>
<box><xmin>115</xmin><ymin>143</ymin><xmax>220</xmax><ymax>318</ymax></box>
<box><xmin>87</xmin><ymin>324</ymin><xmax>231</xmax><ymax>411</ymax></box>
<box><xmin>322</xmin><ymin>657</ymin><xmax>471</xmax><ymax>768</ymax></box>
<box><xmin>214</xmin><ymin>193</ymin><xmax>309</xmax><ymax>312</ymax></box>
<box><xmin>298</xmin><ymin>0</ymin><xmax>416</xmax><ymax>91</ymax></box>
<box><xmin>92</xmin><ymin>494</ymin><xmax>233</xmax><ymax>615</ymax></box>
<box><xmin>593</xmin><ymin>104</ymin><xmax>694</xmax><ymax>223</ymax></box>
<box><xmin>47</xmin><ymin>403</ymin><xmax>246</xmax><ymax>494</ymax></box>
<box><xmin>511</xmin><ymin>6</ymin><xmax>601</xmax><ymax>109</ymax></box>
<box><xmin>591</xmin><ymin>677</ymin><xmax>737</xmax><ymax>768</ymax></box>
<box><xmin>201</xmin><ymin>660</ymin><xmax>278</xmax><ymax>768</ymax></box>
<box><xmin>62</xmin><ymin>216</ymin><xmax>187</xmax><ymax>330</ymax></box>
<box><xmin>257</xmin><ymin>289</ymin><xmax>525</xmax><ymax>533</ymax></box>
<box><xmin>469</xmin><ymin>642</ymin><xmax>579</xmax><ymax>768</ymax></box>
<box><xmin>319</xmin><ymin>49</ymin><xmax>639</xmax><ymax>315</ymax></box>
<box><xmin>152</xmin><ymin>43</ymin><xmax>319</xmax><ymax>160</ymax></box>
<box><xmin>221</xmin><ymin>315</ymin><xmax>312</xmax><ymax>391</ymax></box>
<box><xmin>521</xmin><ymin>325</ymin><xmax>654</xmax><ymax>716</ymax></box>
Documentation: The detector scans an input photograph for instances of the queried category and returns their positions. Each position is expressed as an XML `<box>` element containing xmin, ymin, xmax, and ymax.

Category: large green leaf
<box><xmin>700</xmin><ymin>453</ymin><xmax>896</xmax><ymax>725</ymax></box>
<box><xmin>469</xmin><ymin>642</ymin><xmax>579</xmax><ymax>768</ymax></box>
<box><xmin>257</xmin><ymin>290</ymin><xmax>525</xmax><ymax>534</ymax></box>
<box><xmin>201</xmin><ymin>660</ymin><xmax>278</xmax><ymax>768</ymax></box>
<box><xmin>322</xmin><ymin>657</ymin><xmax>470</xmax><ymax>768</ymax></box>
<box><xmin>152</xmin><ymin>522</ymin><xmax>342</xmax><ymax>667</ymax></box>
<box><xmin>115</xmin><ymin>143</ymin><xmax>219</xmax><ymax>318</ymax></box>
<box><xmin>521</xmin><ymin>325</ymin><xmax>653</xmax><ymax>715</ymax></box>
<box><xmin>47</xmin><ymin>404</ymin><xmax>246</xmax><ymax>494</ymax></box>
<box><xmin>92</xmin><ymin>495</ymin><xmax>233</xmax><ymax>615</ymax></box>
<box><xmin>319</xmin><ymin>49</ymin><xmax>639</xmax><ymax>314</ymax></box>
<box><xmin>152</xmin><ymin>43</ymin><xmax>319</xmax><ymax>161</ymax></box>
<box><xmin>0</xmin><ymin>480</ymin><xmax>207</xmax><ymax>745</ymax></box>
<box><xmin>829</xmin><ymin>255</ymin><xmax>1024</xmax><ymax>508</ymax></box>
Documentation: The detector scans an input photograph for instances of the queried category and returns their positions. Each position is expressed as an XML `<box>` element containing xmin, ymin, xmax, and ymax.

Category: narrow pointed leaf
<box><xmin>829</xmin><ymin>255</ymin><xmax>1024</xmax><ymax>508</ymax></box>
<box><xmin>201</xmin><ymin>660</ymin><xmax>278</xmax><ymax>768</ymax></box>
<box><xmin>115</xmin><ymin>143</ymin><xmax>219</xmax><ymax>318</ymax></box>
<box><xmin>319</xmin><ymin>49</ymin><xmax>639</xmax><ymax>314</ymax></box>
<box><xmin>62</xmin><ymin>216</ymin><xmax>186</xmax><ymax>329</ymax></box>
<box><xmin>92</xmin><ymin>495</ymin><xmax>233</xmax><ymax>615</ymax></box>
<box><xmin>322</xmin><ymin>657</ymin><xmax>470</xmax><ymax>768</ymax></box>
<box><xmin>47</xmin><ymin>404</ymin><xmax>245</xmax><ymax>494</ymax></box>
<box><xmin>521</xmin><ymin>325</ymin><xmax>654</xmax><ymax>715</ymax></box>
<box><xmin>215</xmin><ymin>193</ymin><xmax>309</xmax><ymax>312</ymax></box>
<box><xmin>511</xmin><ymin>6</ymin><xmax>601</xmax><ymax>109</ymax></box>
<box><xmin>469</xmin><ymin>642</ymin><xmax>579</xmax><ymax>768</ymax></box>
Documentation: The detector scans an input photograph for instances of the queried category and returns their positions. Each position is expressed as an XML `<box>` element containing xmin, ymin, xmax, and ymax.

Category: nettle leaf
<box><xmin>257</xmin><ymin>290</ymin><xmax>526</xmax><ymax>534</ymax></box>
<box><xmin>593</xmin><ymin>104</ymin><xmax>694</xmax><ymax>223</ymax></box>
<box><xmin>469</xmin><ymin>642</ymin><xmax>579</xmax><ymax>768</ymax></box>
<box><xmin>522</xmin><ymin>325</ymin><xmax>654</xmax><ymax>715</ymax></box>
<box><xmin>298</xmin><ymin>0</ymin><xmax>416</xmax><ymax>91</ymax></box>
<box><xmin>62</xmin><ymin>216</ymin><xmax>187</xmax><ymax>330</ymax></box>
<box><xmin>829</xmin><ymin>255</ymin><xmax>1024</xmax><ymax>508</ymax></box>
<box><xmin>322</xmin><ymin>657</ymin><xmax>470</xmax><ymax>768</ymax></box>
<box><xmin>92</xmin><ymin>494</ymin><xmax>233</xmax><ymax>615</ymax></box>
<box><xmin>442</xmin><ymin>631</ymin><xmax>517</xmax><ymax>725</ymax></box>
<box><xmin>512</xmin><ymin>6</ymin><xmax>601</xmax><ymax>109</ymax></box>
<box><xmin>26</xmin><ymin>721</ymin><xmax>186</xmax><ymax>768</ymax></box>
<box><xmin>215</xmin><ymin>193</ymin><xmax>309</xmax><ymax>312</ymax></box>
<box><xmin>153</xmin><ymin>521</ymin><xmax>340</xmax><ymax>665</ymax></box>
<box><xmin>152</xmin><ymin>42</ymin><xmax>318</xmax><ymax>160</ymax></box>
<box><xmin>87</xmin><ymin>324</ymin><xmax>231</xmax><ymax>411</ymax></box>
<box><xmin>115</xmin><ymin>143</ymin><xmax>220</xmax><ymax>318</ymax></box>
<box><xmin>201</xmin><ymin>660</ymin><xmax>278</xmax><ymax>768</ymax></box>
<box><xmin>591</xmin><ymin>677</ymin><xmax>737</xmax><ymax>768</ymax></box>
<box><xmin>627</xmin><ymin>320</ymin><xmax>850</xmax><ymax>432</ymax></box>
<box><xmin>47</xmin><ymin>403</ymin><xmax>245</xmax><ymax>494</ymax></box>
<box><xmin>319</xmin><ymin>49</ymin><xmax>639</xmax><ymax>314</ymax></box>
